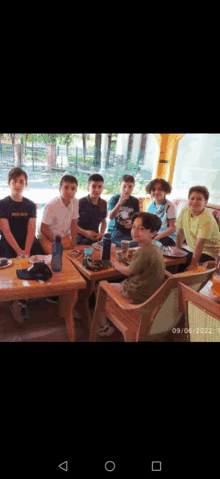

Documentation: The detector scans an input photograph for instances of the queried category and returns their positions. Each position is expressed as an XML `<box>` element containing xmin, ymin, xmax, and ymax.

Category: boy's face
<box><xmin>9</xmin><ymin>174</ymin><xmax>27</xmax><ymax>195</ymax></box>
<box><xmin>59</xmin><ymin>181</ymin><xmax>77</xmax><ymax>205</ymax></box>
<box><xmin>120</xmin><ymin>181</ymin><xmax>134</xmax><ymax>197</ymax></box>
<box><xmin>131</xmin><ymin>217</ymin><xmax>156</xmax><ymax>245</ymax></box>
<box><xmin>188</xmin><ymin>191</ymin><xmax>207</xmax><ymax>215</ymax></box>
<box><xmin>150</xmin><ymin>182</ymin><xmax>166</xmax><ymax>203</ymax></box>
<box><xmin>87</xmin><ymin>181</ymin><xmax>104</xmax><ymax>198</ymax></box>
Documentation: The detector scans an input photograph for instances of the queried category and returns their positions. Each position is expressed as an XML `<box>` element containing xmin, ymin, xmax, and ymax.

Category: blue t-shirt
<box><xmin>77</xmin><ymin>195</ymin><xmax>107</xmax><ymax>233</ymax></box>
<box><xmin>147</xmin><ymin>198</ymin><xmax>176</xmax><ymax>242</ymax></box>
<box><xmin>107</xmin><ymin>194</ymin><xmax>140</xmax><ymax>246</ymax></box>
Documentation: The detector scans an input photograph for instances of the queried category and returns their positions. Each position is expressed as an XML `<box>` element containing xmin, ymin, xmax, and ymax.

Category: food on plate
<box><xmin>0</xmin><ymin>258</ymin><xmax>8</xmax><ymax>266</ymax></box>
<box><xmin>31</xmin><ymin>255</ymin><xmax>39</xmax><ymax>263</ymax></box>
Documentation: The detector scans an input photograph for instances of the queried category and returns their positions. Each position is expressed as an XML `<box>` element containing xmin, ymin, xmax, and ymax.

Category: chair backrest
<box><xmin>137</xmin><ymin>269</ymin><xmax>216</xmax><ymax>339</ymax></box>
<box><xmin>179</xmin><ymin>282</ymin><xmax>220</xmax><ymax>342</ymax></box>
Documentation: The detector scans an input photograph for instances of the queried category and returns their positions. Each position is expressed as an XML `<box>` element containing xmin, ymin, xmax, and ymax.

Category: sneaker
<box><xmin>98</xmin><ymin>322</ymin><xmax>116</xmax><ymax>336</ymax></box>
<box><xmin>45</xmin><ymin>296</ymin><xmax>59</xmax><ymax>304</ymax></box>
<box><xmin>9</xmin><ymin>301</ymin><xmax>29</xmax><ymax>324</ymax></box>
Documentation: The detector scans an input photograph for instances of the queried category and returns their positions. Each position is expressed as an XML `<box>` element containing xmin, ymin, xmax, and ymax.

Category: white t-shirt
<box><xmin>41</xmin><ymin>196</ymin><xmax>79</xmax><ymax>237</ymax></box>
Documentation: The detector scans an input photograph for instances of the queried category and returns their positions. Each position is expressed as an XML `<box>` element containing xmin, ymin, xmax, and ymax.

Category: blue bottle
<box><xmin>51</xmin><ymin>235</ymin><xmax>63</xmax><ymax>272</ymax></box>
<box><xmin>102</xmin><ymin>233</ymin><xmax>111</xmax><ymax>261</ymax></box>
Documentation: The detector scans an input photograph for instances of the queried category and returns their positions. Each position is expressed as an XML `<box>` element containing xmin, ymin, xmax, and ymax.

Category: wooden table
<box><xmin>0</xmin><ymin>255</ymin><xmax>87</xmax><ymax>341</ymax></box>
<box><xmin>66</xmin><ymin>246</ymin><xmax>187</xmax><ymax>329</ymax></box>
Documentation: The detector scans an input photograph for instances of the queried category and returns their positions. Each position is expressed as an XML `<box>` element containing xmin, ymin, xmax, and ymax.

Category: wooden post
<box><xmin>153</xmin><ymin>134</ymin><xmax>185</xmax><ymax>184</ymax></box>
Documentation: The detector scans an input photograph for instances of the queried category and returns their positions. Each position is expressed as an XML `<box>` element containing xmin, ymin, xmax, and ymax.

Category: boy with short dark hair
<box><xmin>107</xmin><ymin>174</ymin><xmax>140</xmax><ymax>247</ymax></box>
<box><xmin>176</xmin><ymin>185</ymin><xmax>220</xmax><ymax>271</ymax></box>
<box><xmin>39</xmin><ymin>174</ymin><xmax>79</xmax><ymax>254</ymax></box>
<box><xmin>97</xmin><ymin>211</ymin><xmax>165</xmax><ymax>336</ymax></box>
<box><xmin>0</xmin><ymin>167</ymin><xmax>45</xmax><ymax>323</ymax></box>
<box><xmin>77</xmin><ymin>174</ymin><xmax>107</xmax><ymax>245</ymax></box>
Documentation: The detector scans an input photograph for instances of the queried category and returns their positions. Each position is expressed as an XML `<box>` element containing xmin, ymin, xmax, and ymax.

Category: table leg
<box><xmin>59</xmin><ymin>290</ymin><xmax>78</xmax><ymax>342</ymax></box>
<box><xmin>76</xmin><ymin>280</ymin><xmax>96</xmax><ymax>331</ymax></box>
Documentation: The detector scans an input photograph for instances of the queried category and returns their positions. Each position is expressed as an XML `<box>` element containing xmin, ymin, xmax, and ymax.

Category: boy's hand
<box><xmin>94</xmin><ymin>233</ymin><xmax>103</xmax><ymax>241</ymax></box>
<box><xmin>86</xmin><ymin>230</ymin><xmax>98</xmax><ymax>240</ymax></box>
<box><xmin>61</xmin><ymin>234</ymin><xmax>72</xmax><ymax>249</ymax></box>
<box><xmin>118</xmin><ymin>193</ymin><xmax>130</xmax><ymax>206</ymax></box>
<box><xmin>203</xmin><ymin>260</ymin><xmax>217</xmax><ymax>269</ymax></box>
<box><xmin>126</xmin><ymin>249</ymin><xmax>134</xmax><ymax>261</ymax></box>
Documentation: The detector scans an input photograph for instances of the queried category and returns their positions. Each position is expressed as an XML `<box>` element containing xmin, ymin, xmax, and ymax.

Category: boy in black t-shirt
<box><xmin>0</xmin><ymin>167</ymin><xmax>44</xmax><ymax>323</ymax></box>
<box><xmin>77</xmin><ymin>174</ymin><xmax>107</xmax><ymax>245</ymax></box>
<box><xmin>107</xmin><ymin>174</ymin><xmax>140</xmax><ymax>247</ymax></box>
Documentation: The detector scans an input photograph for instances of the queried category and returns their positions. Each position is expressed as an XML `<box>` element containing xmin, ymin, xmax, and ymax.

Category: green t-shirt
<box><xmin>175</xmin><ymin>206</ymin><xmax>220</xmax><ymax>259</ymax></box>
<box><xmin>122</xmin><ymin>244</ymin><xmax>165</xmax><ymax>304</ymax></box>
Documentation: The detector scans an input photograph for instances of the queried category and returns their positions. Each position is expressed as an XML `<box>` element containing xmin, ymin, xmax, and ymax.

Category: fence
<box><xmin>0</xmin><ymin>144</ymin><xmax>14</xmax><ymax>167</ymax></box>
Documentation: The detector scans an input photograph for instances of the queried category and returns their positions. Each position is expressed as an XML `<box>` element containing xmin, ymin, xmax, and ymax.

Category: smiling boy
<box><xmin>176</xmin><ymin>186</ymin><xmax>220</xmax><ymax>271</ymax></box>
<box><xmin>97</xmin><ymin>212</ymin><xmax>165</xmax><ymax>337</ymax></box>
<box><xmin>77</xmin><ymin>174</ymin><xmax>107</xmax><ymax>245</ymax></box>
<box><xmin>38</xmin><ymin>174</ymin><xmax>79</xmax><ymax>254</ymax></box>
<box><xmin>107</xmin><ymin>174</ymin><xmax>140</xmax><ymax>247</ymax></box>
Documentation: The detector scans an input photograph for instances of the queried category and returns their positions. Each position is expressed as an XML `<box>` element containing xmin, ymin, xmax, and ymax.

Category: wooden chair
<box><xmin>90</xmin><ymin>268</ymin><xmax>216</xmax><ymax>342</ymax></box>
<box><xmin>179</xmin><ymin>282</ymin><xmax>220</xmax><ymax>342</ymax></box>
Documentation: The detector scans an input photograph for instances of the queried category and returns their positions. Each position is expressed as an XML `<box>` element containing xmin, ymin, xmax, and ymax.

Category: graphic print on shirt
<box><xmin>116</xmin><ymin>206</ymin><xmax>134</xmax><ymax>227</ymax></box>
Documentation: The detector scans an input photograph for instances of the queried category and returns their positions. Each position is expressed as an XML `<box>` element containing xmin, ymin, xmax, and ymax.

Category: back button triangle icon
<box><xmin>58</xmin><ymin>461</ymin><xmax>68</xmax><ymax>472</ymax></box>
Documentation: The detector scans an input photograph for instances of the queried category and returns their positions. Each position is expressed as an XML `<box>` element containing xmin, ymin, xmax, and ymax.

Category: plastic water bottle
<box><xmin>51</xmin><ymin>235</ymin><xmax>63</xmax><ymax>272</ymax></box>
<box><xmin>102</xmin><ymin>233</ymin><xmax>111</xmax><ymax>261</ymax></box>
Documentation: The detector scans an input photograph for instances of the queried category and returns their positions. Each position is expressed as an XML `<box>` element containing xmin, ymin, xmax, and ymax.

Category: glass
<box><xmin>17</xmin><ymin>255</ymin><xmax>30</xmax><ymax>268</ymax></box>
<box><xmin>84</xmin><ymin>247</ymin><xmax>93</xmax><ymax>259</ymax></box>
<box><xmin>121</xmin><ymin>240</ymin><xmax>130</xmax><ymax>253</ymax></box>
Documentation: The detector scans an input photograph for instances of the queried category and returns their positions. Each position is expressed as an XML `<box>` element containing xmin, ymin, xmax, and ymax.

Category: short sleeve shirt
<box><xmin>175</xmin><ymin>206</ymin><xmax>220</xmax><ymax>259</ymax></box>
<box><xmin>77</xmin><ymin>195</ymin><xmax>107</xmax><ymax>233</ymax></box>
<box><xmin>107</xmin><ymin>194</ymin><xmax>140</xmax><ymax>240</ymax></box>
<box><xmin>0</xmin><ymin>196</ymin><xmax>36</xmax><ymax>248</ymax></box>
<box><xmin>42</xmin><ymin>196</ymin><xmax>79</xmax><ymax>237</ymax></box>
<box><xmin>146</xmin><ymin>199</ymin><xmax>176</xmax><ymax>242</ymax></box>
<box><xmin>122</xmin><ymin>243</ymin><xmax>165</xmax><ymax>304</ymax></box>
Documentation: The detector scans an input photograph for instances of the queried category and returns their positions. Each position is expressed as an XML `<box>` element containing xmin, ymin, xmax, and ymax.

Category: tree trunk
<box><xmin>94</xmin><ymin>133</ymin><xmax>101</xmax><ymax>167</ymax></box>
<box><xmin>66</xmin><ymin>135</ymin><xmax>69</xmax><ymax>160</ymax></box>
<box><xmin>106</xmin><ymin>133</ymin><xmax>112</xmax><ymax>167</ymax></box>
<box><xmin>82</xmin><ymin>134</ymin><xmax>86</xmax><ymax>163</ymax></box>
<box><xmin>126</xmin><ymin>133</ymin><xmax>133</xmax><ymax>168</ymax></box>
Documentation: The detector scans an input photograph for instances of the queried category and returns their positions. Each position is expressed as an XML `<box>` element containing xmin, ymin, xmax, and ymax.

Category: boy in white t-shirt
<box><xmin>39</xmin><ymin>175</ymin><xmax>79</xmax><ymax>254</ymax></box>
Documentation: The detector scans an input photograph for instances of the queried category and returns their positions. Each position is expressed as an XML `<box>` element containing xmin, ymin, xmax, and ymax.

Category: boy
<box><xmin>39</xmin><ymin>174</ymin><xmax>79</xmax><ymax>254</ymax></box>
<box><xmin>77</xmin><ymin>174</ymin><xmax>107</xmax><ymax>245</ymax></box>
<box><xmin>97</xmin><ymin>212</ymin><xmax>165</xmax><ymax>337</ymax></box>
<box><xmin>175</xmin><ymin>186</ymin><xmax>220</xmax><ymax>272</ymax></box>
<box><xmin>107</xmin><ymin>174</ymin><xmax>140</xmax><ymax>247</ymax></box>
<box><xmin>145</xmin><ymin>178</ymin><xmax>176</xmax><ymax>246</ymax></box>
<box><xmin>0</xmin><ymin>167</ymin><xmax>45</xmax><ymax>323</ymax></box>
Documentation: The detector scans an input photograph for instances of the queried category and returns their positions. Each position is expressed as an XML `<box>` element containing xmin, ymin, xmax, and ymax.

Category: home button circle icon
<box><xmin>104</xmin><ymin>461</ymin><xmax>116</xmax><ymax>472</ymax></box>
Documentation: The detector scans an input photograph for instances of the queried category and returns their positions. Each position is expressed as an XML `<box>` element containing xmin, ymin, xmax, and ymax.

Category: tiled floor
<box><xmin>0</xmin><ymin>299</ymin><xmax>185</xmax><ymax>342</ymax></box>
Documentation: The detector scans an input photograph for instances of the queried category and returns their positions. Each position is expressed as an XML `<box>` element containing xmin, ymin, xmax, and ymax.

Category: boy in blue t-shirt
<box><xmin>107</xmin><ymin>174</ymin><xmax>140</xmax><ymax>247</ymax></box>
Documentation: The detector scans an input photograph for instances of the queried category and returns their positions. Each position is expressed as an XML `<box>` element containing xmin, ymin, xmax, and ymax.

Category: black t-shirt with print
<box><xmin>0</xmin><ymin>196</ymin><xmax>36</xmax><ymax>249</ymax></box>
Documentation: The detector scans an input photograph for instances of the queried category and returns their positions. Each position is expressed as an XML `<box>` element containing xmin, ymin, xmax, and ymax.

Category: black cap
<box><xmin>55</xmin><ymin>235</ymin><xmax>61</xmax><ymax>242</ymax></box>
<box><xmin>16</xmin><ymin>262</ymin><xmax>52</xmax><ymax>281</ymax></box>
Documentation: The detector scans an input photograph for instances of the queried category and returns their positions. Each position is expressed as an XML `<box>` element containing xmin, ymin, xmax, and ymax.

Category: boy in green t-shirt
<box><xmin>175</xmin><ymin>186</ymin><xmax>220</xmax><ymax>272</ymax></box>
<box><xmin>97</xmin><ymin>212</ymin><xmax>165</xmax><ymax>337</ymax></box>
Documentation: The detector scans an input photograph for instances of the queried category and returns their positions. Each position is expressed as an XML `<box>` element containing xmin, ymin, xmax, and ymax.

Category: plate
<box><xmin>161</xmin><ymin>247</ymin><xmax>188</xmax><ymax>258</ymax></box>
<box><xmin>29</xmin><ymin>255</ymin><xmax>52</xmax><ymax>264</ymax></box>
<box><xmin>0</xmin><ymin>258</ymin><xmax>12</xmax><ymax>269</ymax></box>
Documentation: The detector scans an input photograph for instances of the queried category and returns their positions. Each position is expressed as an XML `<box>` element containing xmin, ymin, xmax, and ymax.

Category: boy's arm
<box><xmin>186</xmin><ymin>238</ymin><xmax>206</xmax><ymax>271</ymax></box>
<box><xmin>176</xmin><ymin>228</ymin><xmax>185</xmax><ymax>248</ymax></box>
<box><xmin>40</xmin><ymin>222</ymin><xmax>55</xmax><ymax>242</ymax></box>
<box><xmin>77</xmin><ymin>225</ymin><xmax>97</xmax><ymax>240</ymax></box>
<box><xmin>112</xmin><ymin>259</ymin><xmax>132</xmax><ymax>276</ymax></box>
<box><xmin>0</xmin><ymin>219</ymin><xmax>25</xmax><ymax>256</ymax></box>
<box><xmin>70</xmin><ymin>219</ymin><xmax>77</xmax><ymax>249</ymax></box>
<box><xmin>154</xmin><ymin>219</ymin><xmax>176</xmax><ymax>241</ymax></box>
<box><xmin>95</xmin><ymin>218</ymin><xmax>107</xmax><ymax>241</ymax></box>
<box><xmin>24</xmin><ymin>218</ymin><xmax>36</xmax><ymax>256</ymax></box>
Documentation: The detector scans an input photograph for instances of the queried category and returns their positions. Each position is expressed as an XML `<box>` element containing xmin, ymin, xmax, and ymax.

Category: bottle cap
<box><xmin>104</xmin><ymin>234</ymin><xmax>111</xmax><ymax>239</ymax></box>
<box><xmin>55</xmin><ymin>235</ymin><xmax>61</xmax><ymax>242</ymax></box>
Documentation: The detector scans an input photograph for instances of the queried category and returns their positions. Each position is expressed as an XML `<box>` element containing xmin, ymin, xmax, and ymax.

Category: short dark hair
<box><xmin>188</xmin><ymin>186</ymin><xmax>209</xmax><ymax>202</ymax></box>
<box><xmin>120</xmin><ymin>174</ymin><xmax>135</xmax><ymax>184</ymax></box>
<box><xmin>8</xmin><ymin>167</ymin><xmax>28</xmax><ymax>185</ymax></box>
<box><xmin>60</xmin><ymin>175</ymin><xmax>78</xmax><ymax>187</ymax></box>
<box><xmin>131</xmin><ymin>212</ymin><xmax>162</xmax><ymax>232</ymax></box>
<box><xmin>146</xmin><ymin>178</ymin><xmax>171</xmax><ymax>195</ymax></box>
<box><xmin>88</xmin><ymin>174</ymin><xmax>104</xmax><ymax>184</ymax></box>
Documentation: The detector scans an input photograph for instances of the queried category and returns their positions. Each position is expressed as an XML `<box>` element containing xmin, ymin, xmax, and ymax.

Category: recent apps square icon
<box><xmin>151</xmin><ymin>461</ymin><xmax>162</xmax><ymax>471</ymax></box>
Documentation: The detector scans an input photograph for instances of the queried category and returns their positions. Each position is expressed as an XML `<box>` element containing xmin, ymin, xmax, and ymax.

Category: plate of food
<box><xmin>29</xmin><ymin>255</ymin><xmax>52</xmax><ymax>264</ymax></box>
<box><xmin>161</xmin><ymin>247</ymin><xmax>188</xmax><ymax>258</ymax></box>
<box><xmin>0</xmin><ymin>258</ymin><xmax>12</xmax><ymax>269</ymax></box>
